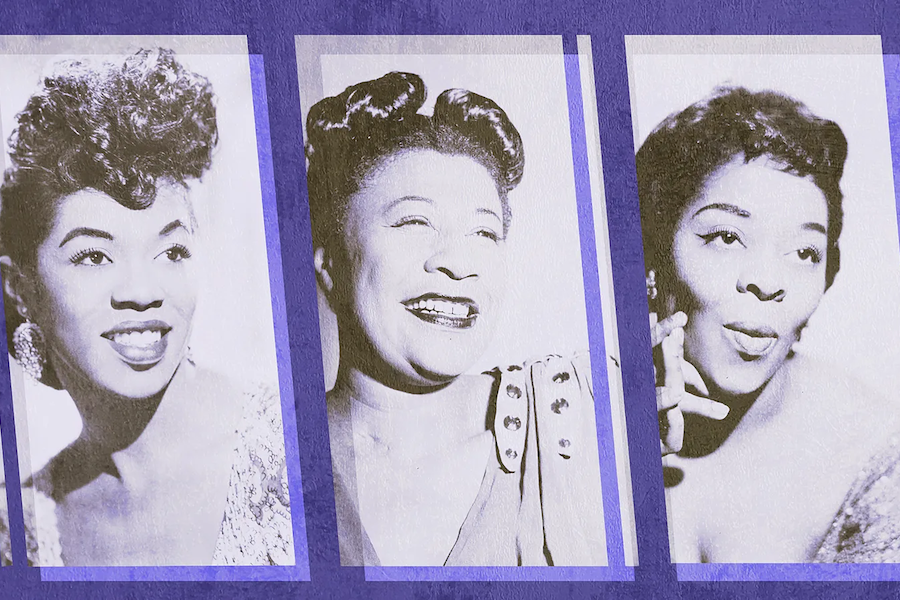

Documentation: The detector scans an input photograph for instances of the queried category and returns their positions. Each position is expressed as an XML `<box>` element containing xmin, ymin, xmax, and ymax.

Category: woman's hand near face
<box><xmin>652</xmin><ymin>311</ymin><xmax>730</xmax><ymax>456</ymax></box>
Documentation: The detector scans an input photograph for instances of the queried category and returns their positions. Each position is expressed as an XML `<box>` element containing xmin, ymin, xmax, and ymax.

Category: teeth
<box><xmin>410</xmin><ymin>299</ymin><xmax>470</xmax><ymax>317</ymax></box>
<box><xmin>112</xmin><ymin>330</ymin><xmax>162</xmax><ymax>347</ymax></box>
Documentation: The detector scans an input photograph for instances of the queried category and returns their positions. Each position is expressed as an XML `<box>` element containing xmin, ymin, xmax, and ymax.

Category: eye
<box><xmin>795</xmin><ymin>246</ymin><xmax>822</xmax><ymax>264</ymax></box>
<box><xmin>391</xmin><ymin>216</ymin><xmax>432</xmax><ymax>229</ymax></box>
<box><xmin>158</xmin><ymin>244</ymin><xmax>192</xmax><ymax>263</ymax></box>
<box><xmin>70</xmin><ymin>248</ymin><xmax>112</xmax><ymax>267</ymax></box>
<box><xmin>699</xmin><ymin>227</ymin><xmax>745</xmax><ymax>249</ymax></box>
<box><xmin>473</xmin><ymin>228</ymin><xmax>501</xmax><ymax>243</ymax></box>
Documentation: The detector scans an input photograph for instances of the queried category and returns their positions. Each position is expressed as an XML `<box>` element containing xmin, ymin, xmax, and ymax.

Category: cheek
<box><xmin>672</xmin><ymin>240</ymin><xmax>734</xmax><ymax>309</ymax></box>
<box><xmin>786</xmin><ymin>271</ymin><xmax>826</xmax><ymax>329</ymax></box>
<box><xmin>164</xmin><ymin>267</ymin><xmax>199</xmax><ymax>318</ymax></box>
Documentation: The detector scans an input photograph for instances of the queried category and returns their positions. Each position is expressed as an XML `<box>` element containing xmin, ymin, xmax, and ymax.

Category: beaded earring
<box><xmin>646</xmin><ymin>269</ymin><xmax>658</xmax><ymax>301</ymax></box>
<box><xmin>13</xmin><ymin>320</ymin><xmax>46</xmax><ymax>381</ymax></box>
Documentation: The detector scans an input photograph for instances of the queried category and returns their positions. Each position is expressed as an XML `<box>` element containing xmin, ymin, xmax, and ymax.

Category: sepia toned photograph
<box><xmin>296</xmin><ymin>35</ymin><xmax>632</xmax><ymax>575</ymax></box>
<box><xmin>0</xmin><ymin>36</ymin><xmax>304</xmax><ymax>574</ymax></box>
<box><xmin>627</xmin><ymin>36</ymin><xmax>900</xmax><ymax>569</ymax></box>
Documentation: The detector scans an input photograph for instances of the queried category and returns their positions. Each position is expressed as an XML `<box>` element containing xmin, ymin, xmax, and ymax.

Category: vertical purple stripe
<box><xmin>249</xmin><ymin>52</ymin><xmax>311</xmax><ymax>580</ymax></box>
<box><xmin>888</xmin><ymin>54</ymin><xmax>900</xmax><ymax>258</ymax></box>
<box><xmin>0</xmin><ymin>314</ymin><xmax>26</xmax><ymax>568</ymax></box>
<box><xmin>563</xmin><ymin>39</ymin><xmax>624</xmax><ymax>568</ymax></box>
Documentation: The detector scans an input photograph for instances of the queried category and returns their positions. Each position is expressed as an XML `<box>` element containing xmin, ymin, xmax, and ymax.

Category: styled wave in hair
<box><xmin>636</xmin><ymin>86</ymin><xmax>847</xmax><ymax>291</ymax></box>
<box><xmin>305</xmin><ymin>71</ymin><xmax>524</xmax><ymax>249</ymax></box>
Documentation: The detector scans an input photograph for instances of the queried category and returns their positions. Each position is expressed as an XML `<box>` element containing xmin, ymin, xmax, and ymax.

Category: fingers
<box><xmin>660</xmin><ymin>401</ymin><xmax>684</xmax><ymax>455</ymax></box>
<box><xmin>659</xmin><ymin>326</ymin><xmax>685</xmax><ymax>390</ymax></box>
<box><xmin>681</xmin><ymin>358</ymin><xmax>709</xmax><ymax>397</ymax></box>
<box><xmin>650</xmin><ymin>311</ymin><xmax>687</xmax><ymax>347</ymax></box>
<box><xmin>679</xmin><ymin>392</ymin><xmax>730</xmax><ymax>420</ymax></box>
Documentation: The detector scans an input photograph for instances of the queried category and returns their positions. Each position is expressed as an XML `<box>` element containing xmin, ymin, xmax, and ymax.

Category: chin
<box><xmin>702</xmin><ymin>362</ymin><xmax>780</xmax><ymax>398</ymax></box>
<box><xmin>86</xmin><ymin>357</ymin><xmax>182</xmax><ymax>400</ymax></box>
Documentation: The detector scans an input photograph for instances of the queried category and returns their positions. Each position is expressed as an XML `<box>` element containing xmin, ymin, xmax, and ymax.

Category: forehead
<box><xmin>352</xmin><ymin>149</ymin><xmax>502</xmax><ymax>212</ymax></box>
<box><xmin>50</xmin><ymin>185</ymin><xmax>194</xmax><ymax>235</ymax></box>
<box><xmin>687</xmin><ymin>158</ymin><xmax>829</xmax><ymax>226</ymax></box>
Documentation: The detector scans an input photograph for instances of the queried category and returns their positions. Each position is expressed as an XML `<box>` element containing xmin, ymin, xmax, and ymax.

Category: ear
<box><xmin>0</xmin><ymin>255</ymin><xmax>33</xmax><ymax>320</ymax></box>
<box><xmin>313</xmin><ymin>246</ymin><xmax>335</xmax><ymax>297</ymax></box>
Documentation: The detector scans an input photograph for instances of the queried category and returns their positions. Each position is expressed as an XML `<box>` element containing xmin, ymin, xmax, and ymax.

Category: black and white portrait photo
<box><xmin>296</xmin><ymin>36</ymin><xmax>626</xmax><ymax>569</ymax></box>
<box><xmin>0</xmin><ymin>37</ymin><xmax>300</xmax><ymax>570</ymax></box>
<box><xmin>627</xmin><ymin>36</ymin><xmax>900</xmax><ymax>564</ymax></box>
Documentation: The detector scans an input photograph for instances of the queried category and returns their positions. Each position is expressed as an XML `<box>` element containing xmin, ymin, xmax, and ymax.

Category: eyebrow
<box><xmin>159</xmin><ymin>219</ymin><xmax>191</xmax><ymax>237</ymax></box>
<box><xmin>58</xmin><ymin>227</ymin><xmax>114</xmax><ymax>248</ymax></box>
<box><xmin>384</xmin><ymin>195</ymin><xmax>433</xmax><ymax>212</ymax></box>
<box><xmin>476</xmin><ymin>207</ymin><xmax>502</xmax><ymax>223</ymax></box>
<box><xmin>802</xmin><ymin>222</ymin><xmax>827</xmax><ymax>235</ymax></box>
<box><xmin>693</xmin><ymin>203</ymin><xmax>751</xmax><ymax>218</ymax></box>
<box><xmin>385</xmin><ymin>196</ymin><xmax>502</xmax><ymax>223</ymax></box>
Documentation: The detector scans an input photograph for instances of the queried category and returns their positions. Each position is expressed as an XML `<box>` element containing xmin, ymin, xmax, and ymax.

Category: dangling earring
<box><xmin>646</xmin><ymin>270</ymin><xmax>658</xmax><ymax>301</ymax></box>
<box><xmin>13</xmin><ymin>320</ymin><xmax>46</xmax><ymax>381</ymax></box>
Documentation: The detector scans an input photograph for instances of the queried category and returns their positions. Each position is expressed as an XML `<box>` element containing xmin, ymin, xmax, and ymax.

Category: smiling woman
<box><xmin>0</xmin><ymin>48</ymin><xmax>294</xmax><ymax>567</ymax></box>
<box><xmin>306</xmin><ymin>71</ymin><xmax>606</xmax><ymax>567</ymax></box>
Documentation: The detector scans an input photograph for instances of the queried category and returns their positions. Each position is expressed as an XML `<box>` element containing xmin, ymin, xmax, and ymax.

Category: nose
<box><xmin>736</xmin><ymin>254</ymin><xmax>786</xmax><ymax>302</ymax></box>
<box><xmin>423</xmin><ymin>235</ymin><xmax>479</xmax><ymax>281</ymax></box>
<box><xmin>111</xmin><ymin>262</ymin><xmax>165</xmax><ymax>311</ymax></box>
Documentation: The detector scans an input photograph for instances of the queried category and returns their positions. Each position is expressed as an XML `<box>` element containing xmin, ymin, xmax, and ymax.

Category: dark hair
<box><xmin>304</xmin><ymin>71</ymin><xmax>524</xmax><ymax>250</ymax></box>
<box><xmin>0</xmin><ymin>48</ymin><xmax>218</xmax><ymax>368</ymax></box>
<box><xmin>636</xmin><ymin>86</ymin><xmax>848</xmax><ymax>295</ymax></box>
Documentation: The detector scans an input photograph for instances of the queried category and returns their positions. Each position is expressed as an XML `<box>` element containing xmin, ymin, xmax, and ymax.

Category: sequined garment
<box><xmin>334</xmin><ymin>352</ymin><xmax>608</xmax><ymax>566</ymax></box>
<box><xmin>815</xmin><ymin>437</ymin><xmax>900</xmax><ymax>562</ymax></box>
<box><xmin>0</xmin><ymin>384</ymin><xmax>294</xmax><ymax>566</ymax></box>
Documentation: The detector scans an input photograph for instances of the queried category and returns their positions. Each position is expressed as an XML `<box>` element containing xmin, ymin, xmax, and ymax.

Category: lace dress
<box><xmin>0</xmin><ymin>384</ymin><xmax>294</xmax><ymax>566</ymax></box>
<box><xmin>815</xmin><ymin>436</ymin><xmax>900</xmax><ymax>562</ymax></box>
<box><xmin>334</xmin><ymin>352</ymin><xmax>608</xmax><ymax>566</ymax></box>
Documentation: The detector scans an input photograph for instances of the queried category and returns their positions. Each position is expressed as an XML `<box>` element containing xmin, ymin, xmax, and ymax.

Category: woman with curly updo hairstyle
<box><xmin>640</xmin><ymin>86</ymin><xmax>900</xmax><ymax>563</ymax></box>
<box><xmin>0</xmin><ymin>48</ymin><xmax>294</xmax><ymax>567</ymax></box>
<box><xmin>308</xmin><ymin>72</ymin><xmax>605</xmax><ymax>567</ymax></box>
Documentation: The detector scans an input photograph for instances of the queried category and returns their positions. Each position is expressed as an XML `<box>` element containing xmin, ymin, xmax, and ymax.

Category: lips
<box><xmin>724</xmin><ymin>322</ymin><xmax>778</xmax><ymax>359</ymax></box>
<box><xmin>101</xmin><ymin>320</ymin><xmax>172</xmax><ymax>368</ymax></box>
<box><xmin>403</xmin><ymin>294</ymin><xmax>478</xmax><ymax>330</ymax></box>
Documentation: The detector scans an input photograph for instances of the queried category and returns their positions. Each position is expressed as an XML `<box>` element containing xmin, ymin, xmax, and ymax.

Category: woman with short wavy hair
<box><xmin>641</xmin><ymin>86</ymin><xmax>900</xmax><ymax>562</ymax></box>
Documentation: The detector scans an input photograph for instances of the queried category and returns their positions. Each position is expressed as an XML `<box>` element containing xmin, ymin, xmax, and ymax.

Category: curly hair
<box><xmin>305</xmin><ymin>71</ymin><xmax>524</xmax><ymax>250</ymax></box>
<box><xmin>636</xmin><ymin>86</ymin><xmax>848</xmax><ymax>296</ymax></box>
<box><xmin>0</xmin><ymin>48</ymin><xmax>218</xmax><ymax>370</ymax></box>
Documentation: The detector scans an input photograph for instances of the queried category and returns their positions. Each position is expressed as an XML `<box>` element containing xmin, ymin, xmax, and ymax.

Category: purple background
<box><xmin>0</xmin><ymin>0</ymin><xmax>896</xmax><ymax>598</ymax></box>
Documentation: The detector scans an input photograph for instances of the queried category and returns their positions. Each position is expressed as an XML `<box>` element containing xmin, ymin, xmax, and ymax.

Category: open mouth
<box><xmin>403</xmin><ymin>294</ymin><xmax>478</xmax><ymax>330</ymax></box>
<box><xmin>101</xmin><ymin>320</ymin><xmax>172</xmax><ymax>368</ymax></box>
<box><xmin>724</xmin><ymin>322</ymin><xmax>778</xmax><ymax>359</ymax></box>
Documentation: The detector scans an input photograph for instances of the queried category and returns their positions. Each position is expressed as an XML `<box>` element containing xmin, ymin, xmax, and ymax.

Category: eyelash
<box><xmin>475</xmin><ymin>228</ymin><xmax>500</xmax><ymax>243</ymax></box>
<box><xmin>698</xmin><ymin>228</ymin><xmax>823</xmax><ymax>265</ymax></box>
<box><xmin>69</xmin><ymin>248</ymin><xmax>112</xmax><ymax>266</ymax></box>
<box><xmin>392</xmin><ymin>217</ymin><xmax>501</xmax><ymax>243</ymax></box>
<box><xmin>698</xmin><ymin>226</ymin><xmax>744</xmax><ymax>247</ymax></box>
<box><xmin>392</xmin><ymin>216</ymin><xmax>431</xmax><ymax>228</ymax></box>
<box><xmin>160</xmin><ymin>244</ymin><xmax>193</xmax><ymax>262</ymax></box>
<box><xmin>796</xmin><ymin>246</ymin><xmax>822</xmax><ymax>264</ymax></box>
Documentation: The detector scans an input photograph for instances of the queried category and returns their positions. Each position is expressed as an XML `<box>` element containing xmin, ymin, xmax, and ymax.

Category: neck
<box><xmin>680</xmin><ymin>359</ymin><xmax>791</xmax><ymax>458</ymax></box>
<box><xmin>330</xmin><ymin>362</ymin><xmax>493</xmax><ymax>459</ymax></box>
<box><xmin>60</xmin><ymin>360</ymin><xmax>191</xmax><ymax>454</ymax></box>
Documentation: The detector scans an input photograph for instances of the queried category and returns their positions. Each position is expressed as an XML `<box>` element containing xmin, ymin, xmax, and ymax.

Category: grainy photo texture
<box><xmin>628</xmin><ymin>38</ymin><xmax>900</xmax><ymax>564</ymax></box>
<box><xmin>0</xmin><ymin>45</ymin><xmax>295</xmax><ymax>567</ymax></box>
<box><xmin>298</xmin><ymin>39</ymin><xmax>608</xmax><ymax>568</ymax></box>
